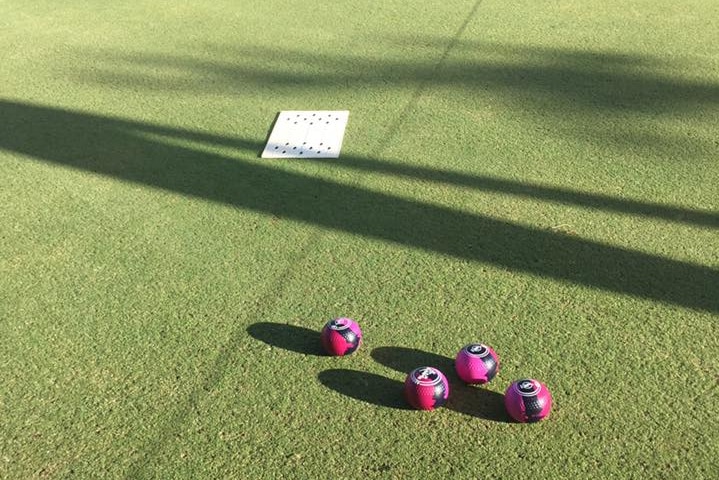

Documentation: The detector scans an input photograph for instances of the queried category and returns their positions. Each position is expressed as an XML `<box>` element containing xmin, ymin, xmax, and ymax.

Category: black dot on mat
<box><xmin>282</xmin><ymin>150</ymin><xmax>286</xmax><ymax>153</ymax></box>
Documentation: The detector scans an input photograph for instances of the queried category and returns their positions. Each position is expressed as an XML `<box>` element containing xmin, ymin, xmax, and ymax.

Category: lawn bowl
<box><xmin>455</xmin><ymin>343</ymin><xmax>499</xmax><ymax>384</ymax></box>
<box><xmin>404</xmin><ymin>366</ymin><xmax>450</xmax><ymax>410</ymax></box>
<box><xmin>504</xmin><ymin>379</ymin><xmax>552</xmax><ymax>423</ymax></box>
<box><xmin>320</xmin><ymin>317</ymin><xmax>362</xmax><ymax>356</ymax></box>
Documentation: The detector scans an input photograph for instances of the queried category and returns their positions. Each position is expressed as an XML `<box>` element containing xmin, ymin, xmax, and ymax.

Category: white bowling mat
<box><xmin>261</xmin><ymin>111</ymin><xmax>349</xmax><ymax>158</ymax></box>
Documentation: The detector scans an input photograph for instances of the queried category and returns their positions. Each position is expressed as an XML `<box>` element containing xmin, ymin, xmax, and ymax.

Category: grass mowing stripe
<box><xmin>373</xmin><ymin>0</ymin><xmax>484</xmax><ymax>157</ymax></box>
<box><xmin>123</xmin><ymin>4</ymin><xmax>489</xmax><ymax>469</ymax></box>
<box><xmin>124</xmin><ymin>4</ymin><xmax>490</xmax><ymax>470</ymax></box>
<box><xmin>125</xmin><ymin>227</ymin><xmax>321</xmax><ymax>476</ymax></box>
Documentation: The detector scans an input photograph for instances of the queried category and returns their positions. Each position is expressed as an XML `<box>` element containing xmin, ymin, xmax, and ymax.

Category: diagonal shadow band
<box><xmin>309</xmin><ymin>156</ymin><xmax>719</xmax><ymax>229</ymax></box>
<box><xmin>1</xmin><ymin>99</ymin><xmax>717</xmax><ymax>313</ymax></box>
<box><xmin>108</xmin><ymin>108</ymin><xmax>719</xmax><ymax>230</ymax></box>
<box><xmin>76</xmin><ymin>42</ymin><xmax>719</xmax><ymax>115</ymax></box>
<box><xmin>108</xmin><ymin>115</ymin><xmax>719</xmax><ymax>230</ymax></box>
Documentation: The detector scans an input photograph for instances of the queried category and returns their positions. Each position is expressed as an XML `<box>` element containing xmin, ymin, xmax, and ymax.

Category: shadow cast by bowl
<box><xmin>371</xmin><ymin>346</ymin><xmax>455</xmax><ymax>375</ymax></box>
<box><xmin>448</xmin><ymin>383</ymin><xmax>508</xmax><ymax>422</ymax></box>
<box><xmin>372</xmin><ymin>346</ymin><xmax>509</xmax><ymax>422</ymax></box>
<box><xmin>317</xmin><ymin>369</ymin><xmax>411</xmax><ymax>409</ymax></box>
<box><xmin>247</xmin><ymin>322</ymin><xmax>324</xmax><ymax>356</ymax></box>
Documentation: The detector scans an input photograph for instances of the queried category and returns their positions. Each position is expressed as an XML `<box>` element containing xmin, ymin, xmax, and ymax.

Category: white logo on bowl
<box><xmin>515</xmin><ymin>379</ymin><xmax>541</xmax><ymax>396</ymax></box>
<box><xmin>328</xmin><ymin>318</ymin><xmax>351</xmax><ymax>331</ymax></box>
<box><xmin>412</xmin><ymin>367</ymin><xmax>442</xmax><ymax>386</ymax></box>
<box><xmin>465</xmin><ymin>344</ymin><xmax>490</xmax><ymax>357</ymax></box>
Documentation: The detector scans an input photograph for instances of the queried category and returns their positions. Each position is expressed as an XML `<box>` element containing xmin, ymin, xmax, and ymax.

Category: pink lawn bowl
<box><xmin>504</xmin><ymin>379</ymin><xmax>553</xmax><ymax>423</ymax></box>
<box><xmin>320</xmin><ymin>317</ymin><xmax>362</xmax><ymax>356</ymax></box>
<box><xmin>404</xmin><ymin>366</ymin><xmax>450</xmax><ymax>411</ymax></box>
<box><xmin>455</xmin><ymin>343</ymin><xmax>499</xmax><ymax>384</ymax></box>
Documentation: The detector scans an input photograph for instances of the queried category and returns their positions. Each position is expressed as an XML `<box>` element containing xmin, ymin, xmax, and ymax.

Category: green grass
<box><xmin>1</xmin><ymin>0</ymin><xmax>718</xmax><ymax>478</ymax></box>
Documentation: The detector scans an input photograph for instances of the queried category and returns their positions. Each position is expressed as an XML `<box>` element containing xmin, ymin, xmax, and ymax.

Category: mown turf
<box><xmin>1</xmin><ymin>0</ymin><xmax>717</xmax><ymax>478</ymax></box>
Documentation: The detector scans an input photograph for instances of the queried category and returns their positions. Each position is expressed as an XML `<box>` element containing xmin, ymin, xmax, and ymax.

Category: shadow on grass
<box><xmin>317</xmin><ymin>369</ymin><xmax>411</xmax><ymax>410</ymax></box>
<box><xmin>449</xmin><ymin>383</ymin><xmax>507</xmax><ymax>422</ymax></box>
<box><xmin>78</xmin><ymin>41</ymin><xmax>719</xmax><ymax>116</ymax></box>
<box><xmin>310</xmin><ymin>156</ymin><xmax>719</xmax><ymax>229</ymax></box>
<box><xmin>1</xmin><ymin>99</ymin><xmax>717</xmax><ymax>313</ymax></box>
<box><xmin>247</xmin><ymin>322</ymin><xmax>324</xmax><ymax>356</ymax></box>
<box><xmin>67</xmin><ymin>40</ymin><xmax>719</xmax><ymax>228</ymax></box>
<box><xmin>372</xmin><ymin>346</ymin><xmax>456</xmax><ymax>374</ymax></box>
<box><xmin>371</xmin><ymin>347</ymin><xmax>507</xmax><ymax>422</ymax></box>
<box><xmin>73</xmin><ymin>40</ymin><xmax>719</xmax><ymax>166</ymax></box>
